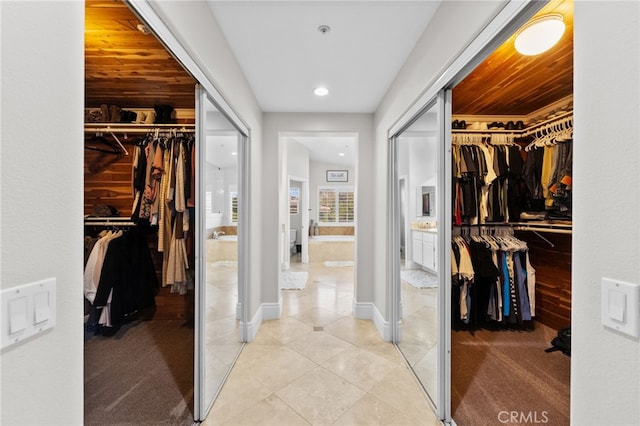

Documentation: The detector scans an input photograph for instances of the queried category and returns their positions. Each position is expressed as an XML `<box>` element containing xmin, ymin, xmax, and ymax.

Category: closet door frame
<box><xmin>386</xmin><ymin>2</ymin><xmax>548</xmax><ymax>423</ymax></box>
<box><xmin>196</xmin><ymin>87</ymin><xmax>249</xmax><ymax>420</ymax></box>
<box><xmin>388</xmin><ymin>91</ymin><xmax>450</xmax><ymax>420</ymax></box>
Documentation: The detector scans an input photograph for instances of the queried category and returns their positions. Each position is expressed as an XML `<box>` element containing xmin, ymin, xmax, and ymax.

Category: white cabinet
<box><xmin>411</xmin><ymin>230</ymin><xmax>437</xmax><ymax>273</ymax></box>
<box><xmin>412</xmin><ymin>232</ymin><xmax>423</xmax><ymax>266</ymax></box>
<box><xmin>422</xmin><ymin>232</ymin><xmax>437</xmax><ymax>272</ymax></box>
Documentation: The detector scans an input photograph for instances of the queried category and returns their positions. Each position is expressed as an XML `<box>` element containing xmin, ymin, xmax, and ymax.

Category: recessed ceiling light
<box><xmin>514</xmin><ymin>14</ymin><xmax>565</xmax><ymax>56</ymax></box>
<box><xmin>314</xmin><ymin>87</ymin><xmax>329</xmax><ymax>97</ymax></box>
<box><xmin>231</xmin><ymin>152</ymin><xmax>237</xmax><ymax>156</ymax></box>
<box><xmin>339</xmin><ymin>152</ymin><xmax>345</xmax><ymax>156</ymax></box>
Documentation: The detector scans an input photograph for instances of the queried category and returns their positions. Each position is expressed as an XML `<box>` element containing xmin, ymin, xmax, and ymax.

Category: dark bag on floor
<box><xmin>545</xmin><ymin>327</ymin><xmax>571</xmax><ymax>356</ymax></box>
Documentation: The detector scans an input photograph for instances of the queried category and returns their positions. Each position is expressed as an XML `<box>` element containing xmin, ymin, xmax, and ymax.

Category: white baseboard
<box><xmin>353</xmin><ymin>301</ymin><xmax>392</xmax><ymax>342</ymax></box>
<box><xmin>245</xmin><ymin>301</ymin><xmax>281</xmax><ymax>342</ymax></box>
<box><xmin>353</xmin><ymin>301</ymin><xmax>372</xmax><ymax>319</ymax></box>
<box><xmin>245</xmin><ymin>306</ymin><xmax>263</xmax><ymax>342</ymax></box>
<box><xmin>262</xmin><ymin>302</ymin><xmax>281</xmax><ymax>321</ymax></box>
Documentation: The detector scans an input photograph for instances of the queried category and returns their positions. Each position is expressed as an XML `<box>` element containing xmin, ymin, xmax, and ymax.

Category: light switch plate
<box><xmin>1</xmin><ymin>278</ymin><xmax>56</xmax><ymax>350</ymax></box>
<box><xmin>601</xmin><ymin>277</ymin><xmax>639</xmax><ymax>338</ymax></box>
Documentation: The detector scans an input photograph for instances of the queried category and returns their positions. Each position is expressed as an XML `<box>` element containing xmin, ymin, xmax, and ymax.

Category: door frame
<box><xmin>386</xmin><ymin>1</ymin><xmax>547</xmax><ymax>423</ymax></box>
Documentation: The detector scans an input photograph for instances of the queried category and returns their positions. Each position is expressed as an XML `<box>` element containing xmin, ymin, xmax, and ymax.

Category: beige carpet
<box><xmin>84</xmin><ymin>319</ymin><xmax>194</xmax><ymax>425</ymax></box>
<box><xmin>452</xmin><ymin>322</ymin><xmax>570</xmax><ymax>426</ymax></box>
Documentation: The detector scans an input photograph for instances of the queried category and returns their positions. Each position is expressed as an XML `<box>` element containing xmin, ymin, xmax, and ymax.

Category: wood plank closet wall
<box><xmin>516</xmin><ymin>231</ymin><xmax>572</xmax><ymax>330</ymax></box>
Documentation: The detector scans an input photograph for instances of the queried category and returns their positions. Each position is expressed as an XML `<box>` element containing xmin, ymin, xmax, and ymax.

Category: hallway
<box><xmin>204</xmin><ymin>259</ymin><xmax>440</xmax><ymax>425</ymax></box>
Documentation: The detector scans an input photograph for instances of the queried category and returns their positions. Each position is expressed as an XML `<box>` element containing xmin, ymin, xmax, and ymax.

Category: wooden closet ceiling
<box><xmin>85</xmin><ymin>0</ymin><xmax>196</xmax><ymax>109</ymax></box>
<box><xmin>453</xmin><ymin>0</ymin><xmax>573</xmax><ymax>117</ymax></box>
<box><xmin>85</xmin><ymin>0</ymin><xmax>572</xmax><ymax>116</ymax></box>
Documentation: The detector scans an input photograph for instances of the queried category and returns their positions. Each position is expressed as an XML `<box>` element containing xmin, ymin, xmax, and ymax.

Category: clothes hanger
<box><xmin>85</xmin><ymin>135</ymin><xmax>121</xmax><ymax>155</ymax></box>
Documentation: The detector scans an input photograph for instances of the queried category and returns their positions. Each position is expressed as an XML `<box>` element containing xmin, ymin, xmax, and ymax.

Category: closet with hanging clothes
<box><xmin>83</xmin><ymin>1</ymin><xmax>198</xmax><ymax>424</ymax></box>
<box><xmin>449</xmin><ymin>112</ymin><xmax>573</xmax><ymax>425</ymax></box>
<box><xmin>448</xmin><ymin>0</ymin><xmax>573</xmax><ymax>424</ymax></box>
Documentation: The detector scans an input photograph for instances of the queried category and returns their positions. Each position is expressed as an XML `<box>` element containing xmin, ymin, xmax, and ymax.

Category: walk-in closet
<box><xmin>449</xmin><ymin>0</ymin><xmax>573</xmax><ymax>424</ymax></box>
<box><xmin>83</xmin><ymin>2</ymin><xmax>199</xmax><ymax>423</ymax></box>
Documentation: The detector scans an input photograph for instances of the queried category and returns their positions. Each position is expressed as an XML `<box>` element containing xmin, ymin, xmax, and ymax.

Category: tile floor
<box><xmin>203</xmin><ymin>257</ymin><xmax>441</xmax><ymax>426</ymax></box>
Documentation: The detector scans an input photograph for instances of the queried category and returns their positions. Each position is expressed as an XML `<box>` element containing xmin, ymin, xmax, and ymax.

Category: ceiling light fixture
<box><xmin>339</xmin><ymin>152</ymin><xmax>345</xmax><ymax>157</ymax></box>
<box><xmin>514</xmin><ymin>14</ymin><xmax>565</xmax><ymax>56</ymax></box>
<box><xmin>314</xmin><ymin>87</ymin><xmax>329</xmax><ymax>97</ymax></box>
<box><xmin>231</xmin><ymin>152</ymin><xmax>237</xmax><ymax>156</ymax></box>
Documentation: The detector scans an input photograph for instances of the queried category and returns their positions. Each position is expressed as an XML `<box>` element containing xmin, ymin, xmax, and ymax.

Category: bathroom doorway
<box><xmin>279</xmin><ymin>131</ymin><xmax>357</xmax><ymax>301</ymax></box>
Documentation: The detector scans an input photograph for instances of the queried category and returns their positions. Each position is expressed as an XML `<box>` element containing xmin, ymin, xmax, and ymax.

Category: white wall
<box><xmin>572</xmin><ymin>1</ymin><xmax>639</xmax><ymax>424</ymax></box>
<box><xmin>286</xmin><ymin>141</ymin><xmax>308</xmax><ymax>245</ymax></box>
<box><xmin>373</xmin><ymin>0</ymin><xmax>507</xmax><ymax>318</ymax></box>
<box><xmin>0</xmin><ymin>1</ymin><xmax>84</xmax><ymax>424</ymax></box>
<box><xmin>287</xmin><ymin>139</ymin><xmax>309</xmax><ymax>181</ymax></box>
<box><xmin>147</xmin><ymin>0</ymin><xmax>264</xmax><ymax>317</ymax></box>
<box><xmin>262</xmin><ymin>113</ymin><xmax>375</xmax><ymax>306</ymax></box>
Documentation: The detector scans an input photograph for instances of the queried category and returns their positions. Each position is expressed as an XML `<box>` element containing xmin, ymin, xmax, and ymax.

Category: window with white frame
<box><xmin>230</xmin><ymin>190</ymin><xmax>238</xmax><ymax>223</ymax></box>
<box><xmin>289</xmin><ymin>187</ymin><xmax>300</xmax><ymax>215</ymax></box>
<box><xmin>318</xmin><ymin>186</ymin><xmax>355</xmax><ymax>225</ymax></box>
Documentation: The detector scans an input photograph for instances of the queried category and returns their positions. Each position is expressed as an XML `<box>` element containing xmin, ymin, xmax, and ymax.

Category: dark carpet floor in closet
<box><xmin>452</xmin><ymin>322</ymin><xmax>570</xmax><ymax>426</ymax></box>
<box><xmin>84</xmin><ymin>319</ymin><xmax>194</xmax><ymax>425</ymax></box>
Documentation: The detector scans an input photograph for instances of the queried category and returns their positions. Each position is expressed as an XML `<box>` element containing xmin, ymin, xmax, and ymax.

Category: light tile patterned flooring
<box><xmin>203</xmin><ymin>258</ymin><xmax>441</xmax><ymax>426</ymax></box>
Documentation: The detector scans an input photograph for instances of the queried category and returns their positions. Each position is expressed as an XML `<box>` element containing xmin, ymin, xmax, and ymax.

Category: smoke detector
<box><xmin>317</xmin><ymin>25</ymin><xmax>331</xmax><ymax>35</ymax></box>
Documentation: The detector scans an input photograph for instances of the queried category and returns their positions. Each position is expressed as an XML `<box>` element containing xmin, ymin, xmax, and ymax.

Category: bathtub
<box><xmin>206</xmin><ymin>237</ymin><xmax>237</xmax><ymax>261</ymax></box>
<box><xmin>310</xmin><ymin>235</ymin><xmax>354</xmax><ymax>242</ymax></box>
<box><xmin>308</xmin><ymin>235</ymin><xmax>354</xmax><ymax>262</ymax></box>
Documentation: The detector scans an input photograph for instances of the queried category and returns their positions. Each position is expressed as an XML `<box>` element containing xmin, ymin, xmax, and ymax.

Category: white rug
<box><xmin>324</xmin><ymin>261</ymin><xmax>354</xmax><ymax>267</ymax></box>
<box><xmin>401</xmin><ymin>269</ymin><xmax>439</xmax><ymax>289</ymax></box>
<box><xmin>280</xmin><ymin>270</ymin><xmax>308</xmax><ymax>290</ymax></box>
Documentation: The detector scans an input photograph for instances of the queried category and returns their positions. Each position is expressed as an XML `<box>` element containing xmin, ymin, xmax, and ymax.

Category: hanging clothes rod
<box><xmin>84</xmin><ymin>217</ymin><xmax>137</xmax><ymax>227</ymax></box>
<box><xmin>84</xmin><ymin>221</ymin><xmax>137</xmax><ymax>227</ymax></box>
<box><xmin>454</xmin><ymin>222</ymin><xmax>572</xmax><ymax>234</ymax></box>
<box><xmin>84</xmin><ymin>124</ymin><xmax>196</xmax><ymax>134</ymax></box>
<box><xmin>521</xmin><ymin>110</ymin><xmax>573</xmax><ymax>137</ymax></box>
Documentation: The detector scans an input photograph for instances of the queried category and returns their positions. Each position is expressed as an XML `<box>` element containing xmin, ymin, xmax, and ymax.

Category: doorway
<box><xmin>83</xmin><ymin>2</ymin><xmax>249</xmax><ymax>423</ymax></box>
<box><xmin>389</xmin><ymin>0</ymin><xmax>573</xmax><ymax>424</ymax></box>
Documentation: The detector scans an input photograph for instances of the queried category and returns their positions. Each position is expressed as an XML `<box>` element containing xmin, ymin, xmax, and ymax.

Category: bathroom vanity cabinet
<box><xmin>411</xmin><ymin>230</ymin><xmax>437</xmax><ymax>272</ymax></box>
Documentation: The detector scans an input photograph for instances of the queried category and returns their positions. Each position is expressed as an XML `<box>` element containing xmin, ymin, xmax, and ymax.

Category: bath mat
<box><xmin>210</xmin><ymin>260</ymin><xmax>237</xmax><ymax>267</ymax></box>
<box><xmin>280</xmin><ymin>270</ymin><xmax>308</xmax><ymax>290</ymax></box>
<box><xmin>324</xmin><ymin>261</ymin><xmax>354</xmax><ymax>267</ymax></box>
<box><xmin>401</xmin><ymin>269</ymin><xmax>438</xmax><ymax>289</ymax></box>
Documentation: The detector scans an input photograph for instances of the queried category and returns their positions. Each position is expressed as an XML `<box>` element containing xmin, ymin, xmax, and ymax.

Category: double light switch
<box><xmin>1</xmin><ymin>278</ymin><xmax>56</xmax><ymax>350</ymax></box>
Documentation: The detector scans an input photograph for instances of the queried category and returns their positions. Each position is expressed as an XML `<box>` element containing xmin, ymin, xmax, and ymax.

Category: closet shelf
<box><xmin>84</xmin><ymin>122</ymin><xmax>196</xmax><ymax>134</ymax></box>
<box><xmin>451</xmin><ymin>110</ymin><xmax>573</xmax><ymax>137</ymax></box>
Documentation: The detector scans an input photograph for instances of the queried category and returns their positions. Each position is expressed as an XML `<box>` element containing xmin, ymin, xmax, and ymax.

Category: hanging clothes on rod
<box><xmin>130</xmin><ymin>131</ymin><xmax>195</xmax><ymax>294</ymax></box>
<box><xmin>451</xmin><ymin>228</ymin><xmax>536</xmax><ymax>328</ymax></box>
<box><xmin>522</xmin><ymin>114</ymin><xmax>573</xmax><ymax>218</ymax></box>
<box><xmin>452</xmin><ymin>112</ymin><xmax>573</xmax><ymax>225</ymax></box>
<box><xmin>84</xmin><ymin>226</ymin><xmax>158</xmax><ymax>335</ymax></box>
<box><xmin>452</xmin><ymin>135</ymin><xmax>524</xmax><ymax>225</ymax></box>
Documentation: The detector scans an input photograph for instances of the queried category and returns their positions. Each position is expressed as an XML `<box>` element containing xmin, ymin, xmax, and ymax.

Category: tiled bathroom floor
<box><xmin>203</xmin><ymin>258</ymin><xmax>441</xmax><ymax>426</ymax></box>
